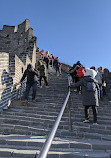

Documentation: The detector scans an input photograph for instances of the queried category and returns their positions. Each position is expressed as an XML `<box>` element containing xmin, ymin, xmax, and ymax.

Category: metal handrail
<box><xmin>37</xmin><ymin>76</ymin><xmax>71</xmax><ymax>158</ymax></box>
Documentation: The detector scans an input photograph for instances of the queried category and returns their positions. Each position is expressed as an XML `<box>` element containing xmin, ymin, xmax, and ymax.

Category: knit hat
<box><xmin>76</xmin><ymin>61</ymin><xmax>80</xmax><ymax>64</ymax></box>
<box><xmin>27</xmin><ymin>64</ymin><xmax>33</xmax><ymax>69</ymax></box>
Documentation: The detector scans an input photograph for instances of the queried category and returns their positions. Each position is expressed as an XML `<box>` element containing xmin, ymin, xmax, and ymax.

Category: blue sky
<box><xmin>0</xmin><ymin>0</ymin><xmax>111</xmax><ymax>70</ymax></box>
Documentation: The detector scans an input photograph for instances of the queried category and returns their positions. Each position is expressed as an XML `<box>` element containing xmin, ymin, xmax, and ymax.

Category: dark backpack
<box><xmin>86</xmin><ymin>82</ymin><xmax>96</xmax><ymax>91</ymax></box>
<box><xmin>40</xmin><ymin>65</ymin><xmax>45</xmax><ymax>76</ymax></box>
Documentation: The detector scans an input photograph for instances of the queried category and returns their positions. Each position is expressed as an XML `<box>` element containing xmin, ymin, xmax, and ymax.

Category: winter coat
<box><xmin>95</xmin><ymin>71</ymin><xmax>103</xmax><ymax>85</ymax></box>
<box><xmin>20</xmin><ymin>69</ymin><xmax>38</xmax><ymax>83</ymax></box>
<box><xmin>69</xmin><ymin>63</ymin><xmax>83</xmax><ymax>72</ymax></box>
<box><xmin>103</xmin><ymin>69</ymin><xmax>111</xmax><ymax>85</ymax></box>
<box><xmin>53</xmin><ymin>59</ymin><xmax>59</xmax><ymax>68</ymax></box>
<box><xmin>71</xmin><ymin>76</ymin><xmax>99</xmax><ymax>106</ymax></box>
<box><xmin>43</xmin><ymin>56</ymin><xmax>49</xmax><ymax>63</ymax></box>
<box><xmin>39</xmin><ymin>64</ymin><xmax>47</xmax><ymax>77</ymax></box>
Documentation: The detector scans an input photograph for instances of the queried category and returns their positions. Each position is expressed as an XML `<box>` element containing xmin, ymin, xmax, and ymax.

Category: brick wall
<box><xmin>61</xmin><ymin>63</ymin><xmax>71</xmax><ymax>73</ymax></box>
<box><xmin>0</xmin><ymin>52</ymin><xmax>13</xmax><ymax>109</ymax></box>
<box><xmin>0</xmin><ymin>19</ymin><xmax>37</xmax><ymax>110</ymax></box>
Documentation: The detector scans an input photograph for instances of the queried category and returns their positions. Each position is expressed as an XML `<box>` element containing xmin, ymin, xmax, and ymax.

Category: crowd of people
<box><xmin>39</xmin><ymin>49</ymin><xmax>62</xmax><ymax>76</ymax></box>
<box><xmin>68</xmin><ymin>61</ymin><xmax>111</xmax><ymax>125</ymax></box>
<box><xmin>19</xmin><ymin>51</ymin><xmax>111</xmax><ymax>125</ymax></box>
<box><xmin>19</xmin><ymin>50</ymin><xmax>62</xmax><ymax>105</ymax></box>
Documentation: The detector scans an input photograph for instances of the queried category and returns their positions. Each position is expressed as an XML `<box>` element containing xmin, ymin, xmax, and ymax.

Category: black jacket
<box><xmin>20</xmin><ymin>69</ymin><xmax>38</xmax><ymax>83</ymax></box>
<box><xmin>69</xmin><ymin>63</ymin><xmax>83</xmax><ymax>72</ymax></box>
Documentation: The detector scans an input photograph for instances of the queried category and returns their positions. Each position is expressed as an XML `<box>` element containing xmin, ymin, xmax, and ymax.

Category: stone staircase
<box><xmin>0</xmin><ymin>67</ymin><xmax>111</xmax><ymax>158</ymax></box>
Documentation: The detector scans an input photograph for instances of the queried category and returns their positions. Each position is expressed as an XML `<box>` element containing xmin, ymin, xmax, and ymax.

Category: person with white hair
<box><xmin>69</xmin><ymin>68</ymin><xmax>99</xmax><ymax>125</ymax></box>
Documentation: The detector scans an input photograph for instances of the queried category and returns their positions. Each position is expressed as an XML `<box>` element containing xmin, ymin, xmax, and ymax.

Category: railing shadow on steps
<box><xmin>0</xmin><ymin>81</ymin><xmax>26</xmax><ymax>109</ymax></box>
<box><xmin>37</xmin><ymin>75</ymin><xmax>72</xmax><ymax>158</ymax></box>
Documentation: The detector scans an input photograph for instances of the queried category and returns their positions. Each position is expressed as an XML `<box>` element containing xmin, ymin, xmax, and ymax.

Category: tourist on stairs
<box><xmin>69</xmin><ymin>68</ymin><xmax>99</xmax><ymax>125</ymax></box>
<box><xmin>19</xmin><ymin>64</ymin><xmax>38</xmax><ymax>104</ymax></box>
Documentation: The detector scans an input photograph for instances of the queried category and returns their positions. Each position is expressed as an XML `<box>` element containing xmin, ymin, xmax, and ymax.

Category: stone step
<box><xmin>72</xmin><ymin>125</ymin><xmax>111</xmax><ymax>136</ymax></box>
<box><xmin>71</xmin><ymin>108</ymin><xmax>111</xmax><ymax>116</ymax></box>
<box><xmin>71</xmin><ymin>113</ymin><xmax>111</xmax><ymax>121</ymax></box>
<box><xmin>1</xmin><ymin>66</ymin><xmax>111</xmax><ymax>158</ymax></box>
<box><xmin>0</xmin><ymin>116</ymin><xmax>70</xmax><ymax>131</ymax></box>
<box><xmin>2</xmin><ymin>108</ymin><xmax>68</xmax><ymax>117</ymax></box>
<box><xmin>0</xmin><ymin>123</ymin><xmax>49</xmax><ymax>136</ymax></box>
<box><xmin>71</xmin><ymin>117</ymin><xmax>111</xmax><ymax>125</ymax></box>
<box><xmin>0</xmin><ymin>139</ymin><xmax>110</xmax><ymax>158</ymax></box>
<box><xmin>0</xmin><ymin>135</ymin><xmax>111</xmax><ymax>150</ymax></box>
<box><xmin>0</xmin><ymin>112</ymin><xmax>69</xmax><ymax>122</ymax></box>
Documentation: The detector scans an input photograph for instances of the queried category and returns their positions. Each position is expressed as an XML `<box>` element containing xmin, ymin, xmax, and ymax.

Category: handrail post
<box><xmin>19</xmin><ymin>84</ymin><xmax>22</xmax><ymax>101</ymax></box>
<box><xmin>68</xmin><ymin>95</ymin><xmax>72</xmax><ymax>131</ymax></box>
<box><xmin>68</xmin><ymin>75</ymin><xmax>72</xmax><ymax>131</ymax></box>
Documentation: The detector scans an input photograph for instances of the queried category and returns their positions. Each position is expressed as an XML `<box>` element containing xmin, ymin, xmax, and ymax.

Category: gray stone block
<box><xmin>0</xmin><ymin>151</ymin><xmax>12</xmax><ymax>157</ymax></box>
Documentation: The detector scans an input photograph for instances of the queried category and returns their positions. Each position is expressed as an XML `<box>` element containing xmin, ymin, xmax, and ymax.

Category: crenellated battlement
<box><xmin>3</xmin><ymin>25</ymin><xmax>17</xmax><ymax>34</ymax></box>
<box><xmin>18</xmin><ymin>19</ymin><xmax>30</xmax><ymax>33</ymax></box>
<box><xmin>0</xmin><ymin>19</ymin><xmax>36</xmax><ymax>59</ymax></box>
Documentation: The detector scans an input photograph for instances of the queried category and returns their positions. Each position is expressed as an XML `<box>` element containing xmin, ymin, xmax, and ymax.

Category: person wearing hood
<box><xmin>69</xmin><ymin>68</ymin><xmax>99</xmax><ymax>125</ymax></box>
<box><xmin>20</xmin><ymin>64</ymin><xmax>38</xmax><ymax>103</ymax></box>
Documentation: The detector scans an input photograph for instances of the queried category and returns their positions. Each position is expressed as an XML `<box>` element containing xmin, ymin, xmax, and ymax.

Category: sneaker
<box><xmin>40</xmin><ymin>86</ymin><xmax>42</xmax><ymax>88</ymax></box>
<box><xmin>22</xmin><ymin>100</ymin><xmax>28</xmax><ymax>106</ymax></box>
<box><xmin>83</xmin><ymin>119</ymin><xmax>89</xmax><ymax>123</ymax></box>
<box><xmin>108</xmin><ymin>101</ymin><xmax>111</xmax><ymax>103</ymax></box>
<box><xmin>32</xmin><ymin>99</ymin><xmax>36</xmax><ymax>103</ymax></box>
<box><xmin>93</xmin><ymin>123</ymin><xmax>98</xmax><ymax>125</ymax></box>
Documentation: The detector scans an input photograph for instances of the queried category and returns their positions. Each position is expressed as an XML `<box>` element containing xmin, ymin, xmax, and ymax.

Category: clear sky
<box><xmin>0</xmin><ymin>0</ymin><xmax>111</xmax><ymax>70</ymax></box>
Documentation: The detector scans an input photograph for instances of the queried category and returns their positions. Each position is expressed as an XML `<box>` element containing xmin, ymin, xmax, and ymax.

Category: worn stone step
<box><xmin>0</xmin><ymin>117</ymin><xmax>69</xmax><ymax>131</ymax></box>
<box><xmin>2</xmin><ymin>107</ymin><xmax>70</xmax><ymax>117</ymax></box>
<box><xmin>0</xmin><ymin>135</ymin><xmax>111</xmax><ymax>151</ymax></box>
<box><xmin>72</xmin><ymin>117</ymin><xmax>111</xmax><ymax>125</ymax></box>
<box><xmin>0</xmin><ymin>113</ymin><xmax>69</xmax><ymax>123</ymax></box>
<box><xmin>72</xmin><ymin>125</ymin><xmax>111</xmax><ymax>136</ymax></box>
<box><xmin>1</xmin><ymin>65</ymin><xmax>111</xmax><ymax>158</ymax></box>
<box><xmin>71</xmin><ymin>114</ymin><xmax>111</xmax><ymax>122</ymax></box>
<box><xmin>0</xmin><ymin>123</ymin><xmax>49</xmax><ymax>136</ymax></box>
<box><xmin>0</xmin><ymin>145</ymin><xmax>110</xmax><ymax>158</ymax></box>
<box><xmin>73</xmin><ymin>122</ymin><xmax>111</xmax><ymax>130</ymax></box>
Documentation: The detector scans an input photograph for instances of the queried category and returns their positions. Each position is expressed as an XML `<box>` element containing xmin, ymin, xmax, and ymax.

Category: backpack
<box><xmin>40</xmin><ymin>65</ymin><xmax>45</xmax><ymax>76</ymax></box>
<box><xmin>77</xmin><ymin>67</ymin><xmax>85</xmax><ymax>78</ymax></box>
<box><xmin>86</xmin><ymin>82</ymin><xmax>96</xmax><ymax>92</ymax></box>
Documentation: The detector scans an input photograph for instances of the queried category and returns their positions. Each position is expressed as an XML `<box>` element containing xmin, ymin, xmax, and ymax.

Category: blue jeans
<box><xmin>25</xmin><ymin>82</ymin><xmax>37</xmax><ymax>100</ymax></box>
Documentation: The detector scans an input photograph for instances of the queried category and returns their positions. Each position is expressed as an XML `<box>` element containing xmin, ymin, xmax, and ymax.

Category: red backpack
<box><xmin>77</xmin><ymin>67</ymin><xmax>85</xmax><ymax>78</ymax></box>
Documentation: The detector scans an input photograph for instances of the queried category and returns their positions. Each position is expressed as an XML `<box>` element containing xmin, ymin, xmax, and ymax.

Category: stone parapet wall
<box><xmin>0</xmin><ymin>49</ymin><xmax>36</xmax><ymax>110</ymax></box>
<box><xmin>0</xmin><ymin>52</ymin><xmax>13</xmax><ymax>109</ymax></box>
<box><xmin>61</xmin><ymin>63</ymin><xmax>71</xmax><ymax>73</ymax></box>
<box><xmin>0</xmin><ymin>19</ymin><xmax>37</xmax><ymax>110</ymax></box>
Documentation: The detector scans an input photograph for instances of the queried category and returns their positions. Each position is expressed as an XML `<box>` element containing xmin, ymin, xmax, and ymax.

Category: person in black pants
<box><xmin>69</xmin><ymin>68</ymin><xmax>99</xmax><ymax>125</ymax></box>
<box><xmin>39</xmin><ymin>61</ymin><xmax>48</xmax><ymax>88</ymax></box>
<box><xmin>20</xmin><ymin>64</ymin><xmax>38</xmax><ymax>102</ymax></box>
